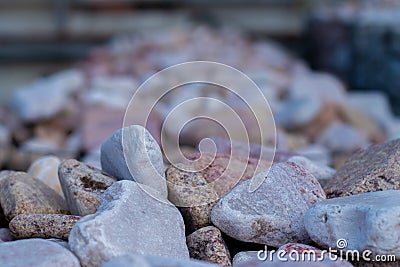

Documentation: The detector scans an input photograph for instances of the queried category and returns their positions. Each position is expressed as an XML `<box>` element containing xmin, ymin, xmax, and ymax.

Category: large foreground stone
<box><xmin>0</xmin><ymin>238</ymin><xmax>80</xmax><ymax>267</ymax></box>
<box><xmin>101</xmin><ymin>125</ymin><xmax>167</xmax><ymax>199</ymax></box>
<box><xmin>69</xmin><ymin>180</ymin><xmax>189</xmax><ymax>267</ymax></box>
<box><xmin>324</xmin><ymin>139</ymin><xmax>400</xmax><ymax>198</ymax></box>
<box><xmin>211</xmin><ymin>161</ymin><xmax>326</xmax><ymax>247</ymax></box>
<box><xmin>0</xmin><ymin>171</ymin><xmax>69</xmax><ymax>221</ymax></box>
<box><xmin>59</xmin><ymin>159</ymin><xmax>117</xmax><ymax>215</ymax></box>
<box><xmin>305</xmin><ymin>190</ymin><xmax>400</xmax><ymax>257</ymax></box>
<box><xmin>102</xmin><ymin>254</ymin><xmax>218</xmax><ymax>267</ymax></box>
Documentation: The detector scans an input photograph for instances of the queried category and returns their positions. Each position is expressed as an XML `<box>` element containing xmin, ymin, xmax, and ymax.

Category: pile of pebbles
<box><xmin>0</xmin><ymin>125</ymin><xmax>400</xmax><ymax>266</ymax></box>
<box><xmin>0</xmin><ymin>26</ymin><xmax>400</xmax><ymax>266</ymax></box>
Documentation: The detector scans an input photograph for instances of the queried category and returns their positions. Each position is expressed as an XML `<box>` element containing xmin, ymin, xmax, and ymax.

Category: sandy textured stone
<box><xmin>69</xmin><ymin>180</ymin><xmax>189</xmax><ymax>267</ymax></box>
<box><xmin>287</xmin><ymin>156</ymin><xmax>335</xmax><ymax>187</ymax></box>
<box><xmin>305</xmin><ymin>190</ymin><xmax>400</xmax><ymax>257</ymax></box>
<box><xmin>102</xmin><ymin>254</ymin><xmax>219</xmax><ymax>267</ymax></box>
<box><xmin>59</xmin><ymin>159</ymin><xmax>117</xmax><ymax>216</ymax></box>
<box><xmin>28</xmin><ymin>156</ymin><xmax>63</xmax><ymax>198</ymax></box>
<box><xmin>101</xmin><ymin>125</ymin><xmax>167</xmax><ymax>199</ymax></box>
<box><xmin>324</xmin><ymin>139</ymin><xmax>400</xmax><ymax>198</ymax></box>
<box><xmin>0</xmin><ymin>228</ymin><xmax>14</xmax><ymax>242</ymax></box>
<box><xmin>187</xmin><ymin>226</ymin><xmax>231</xmax><ymax>266</ymax></box>
<box><xmin>0</xmin><ymin>238</ymin><xmax>80</xmax><ymax>267</ymax></box>
<box><xmin>9</xmin><ymin>214</ymin><xmax>81</xmax><ymax>240</ymax></box>
<box><xmin>211</xmin><ymin>161</ymin><xmax>326</xmax><ymax>247</ymax></box>
<box><xmin>166</xmin><ymin>152</ymin><xmax>270</xmax><ymax>234</ymax></box>
<box><xmin>0</xmin><ymin>171</ymin><xmax>69</xmax><ymax>221</ymax></box>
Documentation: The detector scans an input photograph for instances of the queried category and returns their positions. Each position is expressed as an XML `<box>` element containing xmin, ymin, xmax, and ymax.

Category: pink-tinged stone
<box><xmin>211</xmin><ymin>161</ymin><xmax>326</xmax><ymax>247</ymax></box>
<box><xmin>0</xmin><ymin>239</ymin><xmax>80</xmax><ymax>267</ymax></box>
<box><xmin>28</xmin><ymin>156</ymin><xmax>63</xmax><ymax>198</ymax></box>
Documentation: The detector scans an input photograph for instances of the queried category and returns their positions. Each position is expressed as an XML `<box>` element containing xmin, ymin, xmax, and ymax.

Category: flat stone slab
<box><xmin>0</xmin><ymin>171</ymin><xmax>69</xmax><ymax>221</ymax></box>
<box><xmin>211</xmin><ymin>161</ymin><xmax>326</xmax><ymax>247</ymax></box>
<box><xmin>0</xmin><ymin>238</ymin><xmax>80</xmax><ymax>267</ymax></box>
<box><xmin>305</xmin><ymin>190</ymin><xmax>400</xmax><ymax>258</ymax></box>
<box><xmin>58</xmin><ymin>159</ymin><xmax>117</xmax><ymax>215</ymax></box>
<box><xmin>9</xmin><ymin>214</ymin><xmax>81</xmax><ymax>240</ymax></box>
<box><xmin>69</xmin><ymin>180</ymin><xmax>189</xmax><ymax>267</ymax></box>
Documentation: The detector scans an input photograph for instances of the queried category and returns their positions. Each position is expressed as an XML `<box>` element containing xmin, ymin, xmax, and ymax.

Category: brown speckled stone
<box><xmin>58</xmin><ymin>159</ymin><xmax>117</xmax><ymax>216</ymax></box>
<box><xmin>324</xmin><ymin>139</ymin><xmax>400</xmax><ymax>198</ymax></box>
<box><xmin>166</xmin><ymin>153</ymin><xmax>270</xmax><ymax>234</ymax></box>
<box><xmin>187</xmin><ymin>226</ymin><xmax>231</xmax><ymax>266</ymax></box>
<box><xmin>9</xmin><ymin>214</ymin><xmax>81</xmax><ymax>240</ymax></box>
<box><xmin>0</xmin><ymin>171</ymin><xmax>69</xmax><ymax>221</ymax></box>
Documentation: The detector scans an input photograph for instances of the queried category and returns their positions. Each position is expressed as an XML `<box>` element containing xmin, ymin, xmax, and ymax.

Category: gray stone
<box><xmin>101</xmin><ymin>254</ymin><xmax>218</xmax><ymax>267</ymax></box>
<box><xmin>0</xmin><ymin>238</ymin><xmax>80</xmax><ymax>266</ymax></box>
<box><xmin>295</xmin><ymin>144</ymin><xmax>332</xmax><ymax>167</ymax></box>
<box><xmin>316</xmin><ymin>122</ymin><xmax>369</xmax><ymax>153</ymax></box>
<box><xmin>211</xmin><ymin>161</ymin><xmax>326</xmax><ymax>247</ymax></box>
<box><xmin>100</xmin><ymin>125</ymin><xmax>167</xmax><ymax>199</ymax></box>
<box><xmin>305</xmin><ymin>190</ymin><xmax>400</xmax><ymax>257</ymax></box>
<box><xmin>0</xmin><ymin>228</ymin><xmax>14</xmax><ymax>242</ymax></box>
<box><xmin>58</xmin><ymin>159</ymin><xmax>117</xmax><ymax>216</ymax></box>
<box><xmin>232</xmin><ymin>251</ymin><xmax>259</xmax><ymax>266</ymax></box>
<box><xmin>69</xmin><ymin>180</ymin><xmax>189</xmax><ymax>267</ymax></box>
<box><xmin>9</xmin><ymin>214</ymin><xmax>81</xmax><ymax>240</ymax></box>
<box><xmin>286</xmin><ymin>156</ymin><xmax>335</xmax><ymax>187</ymax></box>
<box><xmin>0</xmin><ymin>171</ymin><xmax>69</xmax><ymax>221</ymax></box>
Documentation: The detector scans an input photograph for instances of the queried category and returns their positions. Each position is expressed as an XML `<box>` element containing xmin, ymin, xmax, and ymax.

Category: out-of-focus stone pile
<box><xmin>1</xmin><ymin>26</ymin><xmax>400</xmax><ymax>267</ymax></box>
<box><xmin>308</xmin><ymin>0</ymin><xmax>400</xmax><ymax>114</ymax></box>
<box><xmin>1</xmin><ymin>26</ymin><xmax>399</xmax><ymax>172</ymax></box>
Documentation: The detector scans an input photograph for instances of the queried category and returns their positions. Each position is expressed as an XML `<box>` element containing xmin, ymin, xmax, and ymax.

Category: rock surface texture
<box><xmin>69</xmin><ymin>180</ymin><xmax>189</xmax><ymax>267</ymax></box>
<box><xmin>211</xmin><ymin>161</ymin><xmax>326</xmax><ymax>247</ymax></box>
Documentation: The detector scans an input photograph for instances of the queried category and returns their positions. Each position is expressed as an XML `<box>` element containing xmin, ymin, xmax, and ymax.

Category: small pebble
<box><xmin>58</xmin><ymin>159</ymin><xmax>117</xmax><ymax>216</ymax></box>
<box><xmin>0</xmin><ymin>228</ymin><xmax>14</xmax><ymax>242</ymax></box>
<box><xmin>187</xmin><ymin>226</ymin><xmax>231</xmax><ymax>266</ymax></box>
<box><xmin>9</xmin><ymin>214</ymin><xmax>81</xmax><ymax>240</ymax></box>
<box><xmin>0</xmin><ymin>171</ymin><xmax>69</xmax><ymax>221</ymax></box>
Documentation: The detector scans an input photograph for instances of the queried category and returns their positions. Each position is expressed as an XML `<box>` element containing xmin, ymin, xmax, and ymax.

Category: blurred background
<box><xmin>1</xmin><ymin>0</ymin><xmax>400</xmax><ymax>173</ymax></box>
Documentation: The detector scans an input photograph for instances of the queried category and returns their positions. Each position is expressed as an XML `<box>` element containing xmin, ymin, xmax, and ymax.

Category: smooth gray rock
<box><xmin>69</xmin><ymin>180</ymin><xmax>189</xmax><ymax>267</ymax></box>
<box><xmin>286</xmin><ymin>156</ymin><xmax>335</xmax><ymax>187</ymax></box>
<box><xmin>211</xmin><ymin>161</ymin><xmax>326</xmax><ymax>247</ymax></box>
<box><xmin>102</xmin><ymin>254</ymin><xmax>219</xmax><ymax>267</ymax></box>
<box><xmin>232</xmin><ymin>251</ymin><xmax>259</xmax><ymax>266</ymax></box>
<box><xmin>0</xmin><ymin>228</ymin><xmax>14</xmax><ymax>242</ymax></box>
<box><xmin>0</xmin><ymin>238</ymin><xmax>80</xmax><ymax>267</ymax></box>
<box><xmin>305</xmin><ymin>190</ymin><xmax>400</xmax><ymax>257</ymax></box>
<box><xmin>100</xmin><ymin>125</ymin><xmax>167</xmax><ymax>200</ymax></box>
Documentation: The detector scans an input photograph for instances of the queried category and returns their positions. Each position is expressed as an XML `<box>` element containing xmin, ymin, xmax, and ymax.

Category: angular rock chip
<box><xmin>9</xmin><ymin>214</ymin><xmax>81</xmax><ymax>240</ymax></box>
<box><xmin>59</xmin><ymin>159</ymin><xmax>117</xmax><ymax>215</ymax></box>
<box><xmin>287</xmin><ymin>156</ymin><xmax>335</xmax><ymax>187</ymax></box>
<box><xmin>324</xmin><ymin>138</ymin><xmax>400</xmax><ymax>198</ymax></box>
<box><xmin>211</xmin><ymin>161</ymin><xmax>326</xmax><ymax>247</ymax></box>
<box><xmin>187</xmin><ymin>226</ymin><xmax>231</xmax><ymax>266</ymax></box>
<box><xmin>305</xmin><ymin>190</ymin><xmax>400</xmax><ymax>258</ymax></box>
<box><xmin>0</xmin><ymin>171</ymin><xmax>69</xmax><ymax>221</ymax></box>
<box><xmin>28</xmin><ymin>155</ymin><xmax>64</xmax><ymax>198</ymax></box>
<box><xmin>69</xmin><ymin>180</ymin><xmax>189</xmax><ymax>267</ymax></box>
<box><xmin>102</xmin><ymin>254</ymin><xmax>219</xmax><ymax>267</ymax></box>
<box><xmin>0</xmin><ymin>238</ymin><xmax>80</xmax><ymax>267</ymax></box>
<box><xmin>101</xmin><ymin>125</ymin><xmax>167</xmax><ymax>199</ymax></box>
